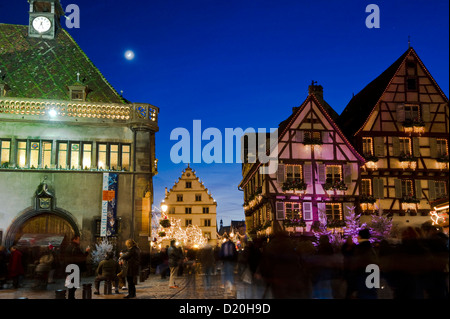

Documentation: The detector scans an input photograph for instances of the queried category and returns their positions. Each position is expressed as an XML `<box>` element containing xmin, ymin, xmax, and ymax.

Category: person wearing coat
<box><xmin>168</xmin><ymin>240</ymin><xmax>184</xmax><ymax>288</ymax></box>
<box><xmin>8</xmin><ymin>246</ymin><xmax>24</xmax><ymax>289</ymax></box>
<box><xmin>120</xmin><ymin>239</ymin><xmax>140</xmax><ymax>298</ymax></box>
<box><xmin>94</xmin><ymin>252</ymin><xmax>120</xmax><ymax>294</ymax></box>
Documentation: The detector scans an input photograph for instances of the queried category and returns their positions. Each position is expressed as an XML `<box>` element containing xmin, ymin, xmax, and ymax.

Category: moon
<box><xmin>124</xmin><ymin>50</ymin><xmax>135</xmax><ymax>61</ymax></box>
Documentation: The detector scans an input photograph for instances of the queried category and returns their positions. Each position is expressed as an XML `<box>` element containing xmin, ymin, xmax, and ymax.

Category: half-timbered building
<box><xmin>339</xmin><ymin>47</ymin><xmax>449</xmax><ymax>227</ymax></box>
<box><xmin>239</xmin><ymin>84</ymin><xmax>365</xmax><ymax>236</ymax></box>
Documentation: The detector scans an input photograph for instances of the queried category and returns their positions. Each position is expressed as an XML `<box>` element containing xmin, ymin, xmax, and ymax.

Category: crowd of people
<box><xmin>0</xmin><ymin>224</ymin><xmax>448</xmax><ymax>299</ymax></box>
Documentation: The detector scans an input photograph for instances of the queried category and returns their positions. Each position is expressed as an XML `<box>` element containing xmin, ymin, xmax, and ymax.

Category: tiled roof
<box><xmin>0</xmin><ymin>24</ymin><xmax>127</xmax><ymax>104</ymax></box>
<box><xmin>338</xmin><ymin>48</ymin><xmax>411</xmax><ymax>138</ymax></box>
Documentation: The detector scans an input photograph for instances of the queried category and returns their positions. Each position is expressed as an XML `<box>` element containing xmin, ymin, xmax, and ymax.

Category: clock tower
<box><xmin>28</xmin><ymin>0</ymin><xmax>64</xmax><ymax>40</ymax></box>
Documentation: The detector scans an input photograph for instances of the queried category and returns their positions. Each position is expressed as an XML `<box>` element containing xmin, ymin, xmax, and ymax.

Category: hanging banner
<box><xmin>100</xmin><ymin>172</ymin><xmax>118</xmax><ymax>237</ymax></box>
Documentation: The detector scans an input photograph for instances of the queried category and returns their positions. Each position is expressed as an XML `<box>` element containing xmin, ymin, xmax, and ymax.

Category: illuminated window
<box><xmin>326</xmin><ymin>165</ymin><xmax>342</xmax><ymax>183</ymax></box>
<box><xmin>121</xmin><ymin>145</ymin><xmax>130</xmax><ymax>171</ymax></box>
<box><xmin>285</xmin><ymin>165</ymin><xmax>302</xmax><ymax>182</ymax></box>
<box><xmin>360</xmin><ymin>179</ymin><xmax>372</xmax><ymax>196</ymax></box>
<box><xmin>82</xmin><ymin>143</ymin><xmax>92</xmax><ymax>169</ymax></box>
<box><xmin>436</xmin><ymin>139</ymin><xmax>448</xmax><ymax>157</ymax></box>
<box><xmin>326</xmin><ymin>203</ymin><xmax>342</xmax><ymax>220</ymax></box>
<box><xmin>1</xmin><ymin>140</ymin><xmax>11</xmax><ymax>165</ymax></box>
<box><xmin>435</xmin><ymin>181</ymin><xmax>447</xmax><ymax>199</ymax></box>
<box><xmin>97</xmin><ymin>144</ymin><xmax>107</xmax><ymax>169</ymax></box>
<box><xmin>204</xmin><ymin>232</ymin><xmax>211</xmax><ymax>239</ymax></box>
<box><xmin>17</xmin><ymin>141</ymin><xmax>27</xmax><ymax>168</ymax></box>
<box><xmin>30</xmin><ymin>141</ymin><xmax>40</xmax><ymax>168</ymax></box>
<box><xmin>362</xmin><ymin>137</ymin><xmax>373</xmax><ymax>156</ymax></box>
<box><xmin>285</xmin><ymin>202</ymin><xmax>301</xmax><ymax>220</ymax></box>
<box><xmin>42</xmin><ymin>141</ymin><xmax>52</xmax><ymax>168</ymax></box>
<box><xmin>110</xmin><ymin>144</ymin><xmax>119</xmax><ymax>170</ymax></box>
<box><xmin>57</xmin><ymin>142</ymin><xmax>68</xmax><ymax>169</ymax></box>
<box><xmin>304</xmin><ymin>131</ymin><xmax>322</xmax><ymax>142</ymax></box>
<box><xmin>399</xmin><ymin>138</ymin><xmax>411</xmax><ymax>155</ymax></box>
<box><xmin>404</xmin><ymin>105</ymin><xmax>420</xmax><ymax>121</ymax></box>
<box><xmin>70</xmin><ymin>143</ymin><xmax>80</xmax><ymax>169</ymax></box>
<box><xmin>401</xmin><ymin>179</ymin><xmax>414</xmax><ymax>197</ymax></box>
<box><xmin>97</xmin><ymin>143</ymin><xmax>131</xmax><ymax>170</ymax></box>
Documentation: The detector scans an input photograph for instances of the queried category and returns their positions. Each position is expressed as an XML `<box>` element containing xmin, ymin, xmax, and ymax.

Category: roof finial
<box><xmin>408</xmin><ymin>35</ymin><xmax>411</xmax><ymax>48</ymax></box>
<box><xmin>76</xmin><ymin>71</ymin><xmax>80</xmax><ymax>82</ymax></box>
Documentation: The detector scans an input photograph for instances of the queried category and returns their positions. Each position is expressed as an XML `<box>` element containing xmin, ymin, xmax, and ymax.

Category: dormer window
<box><xmin>71</xmin><ymin>90</ymin><xmax>84</xmax><ymax>101</ymax></box>
<box><xmin>68</xmin><ymin>85</ymin><xmax>88</xmax><ymax>101</ymax></box>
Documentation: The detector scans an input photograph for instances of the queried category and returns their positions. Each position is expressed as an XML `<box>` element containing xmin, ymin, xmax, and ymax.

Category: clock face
<box><xmin>32</xmin><ymin>16</ymin><xmax>52</xmax><ymax>33</ymax></box>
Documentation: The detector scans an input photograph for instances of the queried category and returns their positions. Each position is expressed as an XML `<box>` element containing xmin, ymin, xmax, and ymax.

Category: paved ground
<box><xmin>0</xmin><ymin>271</ymin><xmax>251</xmax><ymax>300</ymax></box>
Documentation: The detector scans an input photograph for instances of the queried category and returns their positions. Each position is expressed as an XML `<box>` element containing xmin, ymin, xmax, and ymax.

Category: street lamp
<box><xmin>161</xmin><ymin>203</ymin><xmax>168</xmax><ymax>214</ymax></box>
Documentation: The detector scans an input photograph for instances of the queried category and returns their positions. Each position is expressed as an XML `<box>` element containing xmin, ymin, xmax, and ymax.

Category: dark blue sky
<box><xmin>2</xmin><ymin>0</ymin><xmax>449</xmax><ymax>225</ymax></box>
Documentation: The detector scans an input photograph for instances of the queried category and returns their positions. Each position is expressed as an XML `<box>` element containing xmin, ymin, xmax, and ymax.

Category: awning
<box><xmin>17</xmin><ymin>233</ymin><xmax>66</xmax><ymax>247</ymax></box>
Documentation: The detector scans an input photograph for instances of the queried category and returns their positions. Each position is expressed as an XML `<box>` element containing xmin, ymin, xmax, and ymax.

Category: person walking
<box><xmin>219</xmin><ymin>235</ymin><xmax>237</xmax><ymax>294</ymax></box>
<box><xmin>353</xmin><ymin>228</ymin><xmax>378</xmax><ymax>299</ymax></box>
<box><xmin>8</xmin><ymin>246</ymin><xmax>24</xmax><ymax>289</ymax></box>
<box><xmin>168</xmin><ymin>240</ymin><xmax>183</xmax><ymax>288</ymax></box>
<box><xmin>33</xmin><ymin>246</ymin><xmax>54</xmax><ymax>290</ymax></box>
<box><xmin>94</xmin><ymin>251</ymin><xmax>120</xmax><ymax>295</ymax></box>
<box><xmin>120</xmin><ymin>239</ymin><xmax>140</xmax><ymax>298</ymax></box>
<box><xmin>0</xmin><ymin>246</ymin><xmax>8</xmax><ymax>289</ymax></box>
<box><xmin>64</xmin><ymin>235</ymin><xmax>90</xmax><ymax>299</ymax></box>
<box><xmin>198</xmin><ymin>239</ymin><xmax>215</xmax><ymax>288</ymax></box>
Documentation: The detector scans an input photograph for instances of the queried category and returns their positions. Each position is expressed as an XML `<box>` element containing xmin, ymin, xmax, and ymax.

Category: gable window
<box><xmin>303</xmin><ymin>131</ymin><xmax>322</xmax><ymax>144</ymax></box>
<box><xmin>186</xmin><ymin>181</ymin><xmax>192</xmax><ymax>189</ymax></box>
<box><xmin>407</xmin><ymin>78</ymin><xmax>417</xmax><ymax>91</ymax></box>
<box><xmin>0</xmin><ymin>140</ymin><xmax>11</xmax><ymax>166</ymax></box>
<box><xmin>362</xmin><ymin>137</ymin><xmax>373</xmax><ymax>156</ymax></box>
<box><xmin>177</xmin><ymin>194</ymin><xmax>183</xmax><ymax>202</ymax></box>
<box><xmin>326</xmin><ymin>203</ymin><xmax>342</xmax><ymax>221</ymax></box>
<box><xmin>195</xmin><ymin>194</ymin><xmax>202</xmax><ymax>201</ymax></box>
<box><xmin>404</xmin><ymin>105</ymin><xmax>420</xmax><ymax>121</ymax></box>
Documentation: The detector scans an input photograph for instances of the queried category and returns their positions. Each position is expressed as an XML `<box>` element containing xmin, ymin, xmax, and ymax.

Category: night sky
<box><xmin>1</xmin><ymin>0</ymin><xmax>448</xmax><ymax>226</ymax></box>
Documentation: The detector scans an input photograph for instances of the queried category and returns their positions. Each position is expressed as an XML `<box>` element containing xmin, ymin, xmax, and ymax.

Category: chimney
<box><xmin>308</xmin><ymin>81</ymin><xmax>324</xmax><ymax>101</ymax></box>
